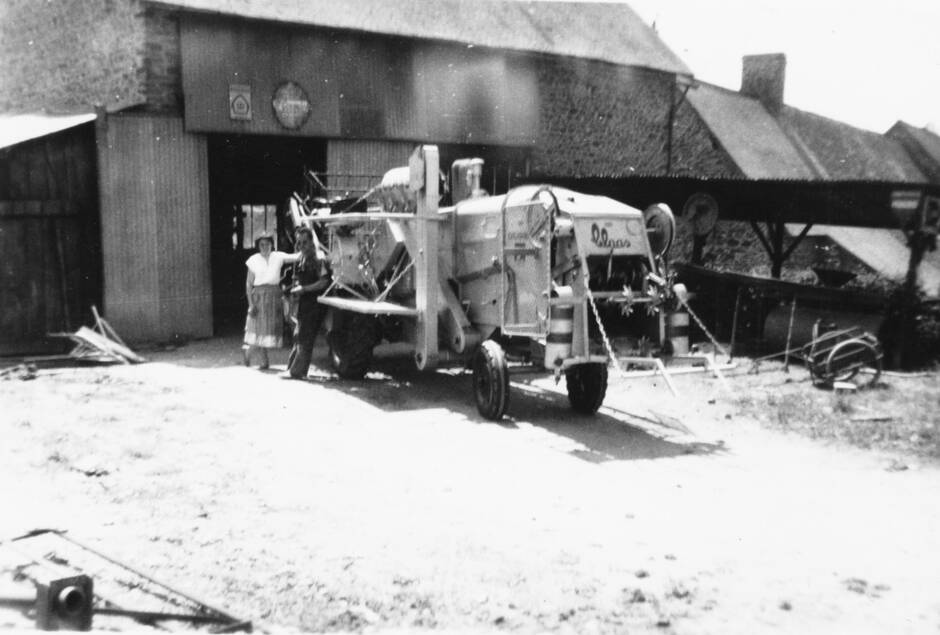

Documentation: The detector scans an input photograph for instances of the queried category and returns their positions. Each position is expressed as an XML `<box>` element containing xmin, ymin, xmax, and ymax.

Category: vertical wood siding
<box><xmin>98</xmin><ymin>114</ymin><xmax>211</xmax><ymax>341</ymax></box>
<box><xmin>326</xmin><ymin>140</ymin><xmax>415</xmax><ymax>195</ymax></box>
<box><xmin>0</xmin><ymin>124</ymin><xmax>100</xmax><ymax>354</ymax></box>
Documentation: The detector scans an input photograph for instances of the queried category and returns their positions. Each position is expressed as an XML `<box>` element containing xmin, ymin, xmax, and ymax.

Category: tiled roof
<box><xmin>685</xmin><ymin>81</ymin><xmax>929</xmax><ymax>184</ymax></box>
<box><xmin>685</xmin><ymin>83</ymin><xmax>815</xmax><ymax>180</ymax></box>
<box><xmin>887</xmin><ymin>121</ymin><xmax>940</xmax><ymax>184</ymax></box>
<box><xmin>777</xmin><ymin>106</ymin><xmax>926</xmax><ymax>183</ymax></box>
<box><xmin>149</xmin><ymin>0</ymin><xmax>691</xmax><ymax>75</ymax></box>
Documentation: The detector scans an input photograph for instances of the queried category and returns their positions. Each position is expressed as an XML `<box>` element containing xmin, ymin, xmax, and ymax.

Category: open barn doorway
<box><xmin>207</xmin><ymin>134</ymin><xmax>326</xmax><ymax>334</ymax></box>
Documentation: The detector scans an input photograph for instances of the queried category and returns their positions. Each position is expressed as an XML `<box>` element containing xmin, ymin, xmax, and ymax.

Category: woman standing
<box><xmin>243</xmin><ymin>233</ymin><xmax>299</xmax><ymax>369</ymax></box>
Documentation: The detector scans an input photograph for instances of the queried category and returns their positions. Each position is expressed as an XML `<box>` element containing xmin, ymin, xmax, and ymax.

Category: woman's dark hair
<box><xmin>254</xmin><ymin>233</ymin><xmax>275</xmax><ymax>249</ymax></box>
<box><xmin>295</xmin><ymin>226</ymin><xmax>314</xmax><ymax>241</ymax></box>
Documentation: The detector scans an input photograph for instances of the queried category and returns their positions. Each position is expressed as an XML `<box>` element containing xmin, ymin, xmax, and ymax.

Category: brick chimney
<box><xmin>741</xmin><ymin>53</ymin><xmax>786</xmax><ymax>115</ymax></box>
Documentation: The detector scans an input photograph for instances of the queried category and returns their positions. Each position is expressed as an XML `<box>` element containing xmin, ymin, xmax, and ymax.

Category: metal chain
<box><xmin>678</xmin><ymin>297</ymin><xmax>729</xmax><ymax>358</ymax></box>
<box><xmin>582</xmin><ymin>274</ymin><xmax>627</xmax><ymax>378</ymax></box>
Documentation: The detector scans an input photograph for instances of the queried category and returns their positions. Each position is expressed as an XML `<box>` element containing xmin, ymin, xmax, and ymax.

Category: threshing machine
<box><xmin>293</xmin><ymin>145</ymin><xmax>680</xmax><ymax>420</ymax></box>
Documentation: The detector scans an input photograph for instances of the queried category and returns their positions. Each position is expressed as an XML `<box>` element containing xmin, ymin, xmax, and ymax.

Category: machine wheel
<box><xmin>328</xmin><ymin>314</ymin><xmax>376</xmax><ymax>379</ymax></box>
<box><xmin>566</xmin><ymin>363</ymin><xmax>608</xmax><ymax>415</ymax></box>
<box><xmin>473</xmin><ymin>340</ymin><xmax>509</xmax><ymax>420</ymax></box>
<box><xmin>825</xmin><ymin>338</ymin><xmax>882</xmax><ymax>388</ymax></box>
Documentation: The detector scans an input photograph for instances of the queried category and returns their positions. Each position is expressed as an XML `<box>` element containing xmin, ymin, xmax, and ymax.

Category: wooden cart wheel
<box><xmin>824</xmin><ymin>338</ymin><xmax>882</xmax><ymax>388</ymax></box>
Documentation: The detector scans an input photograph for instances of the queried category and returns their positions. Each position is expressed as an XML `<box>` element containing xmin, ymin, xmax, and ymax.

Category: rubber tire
<box><xmin>566</xmin><ymin>363</ymin><xmax>608</xmax><ymax>415</ymax></box>
<box><xmin>328</xmin><ymin>314</ymin><xmax>376</xmax><ymax>379</ymax></box>
<box><xmin>473</xmin><ymin>340</ymin><xmax>509</xmax><ymax>421</ymax></box>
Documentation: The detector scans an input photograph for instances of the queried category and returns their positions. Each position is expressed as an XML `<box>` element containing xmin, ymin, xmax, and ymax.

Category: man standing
<box><xmin>286</xmin><ymin>226</ymin><xmax>331</xmax><ymax>379</ymax></box>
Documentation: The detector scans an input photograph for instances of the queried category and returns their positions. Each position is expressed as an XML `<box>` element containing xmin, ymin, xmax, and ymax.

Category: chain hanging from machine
<box><xmin>577</xmin><ymin>253</ymin><xmax>628</xmax><ymax>379</ymax></box>
<box><xmin>584</xmin><ymin>283</ymin><xmax>628</xmax><ymax>379</ymax></box>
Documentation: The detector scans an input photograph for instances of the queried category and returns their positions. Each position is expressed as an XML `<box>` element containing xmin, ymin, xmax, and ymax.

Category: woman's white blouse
<box><xmin>245</xmin><ymin>251</ymin><xmax>293</xmax><ymax>286</ymax></box>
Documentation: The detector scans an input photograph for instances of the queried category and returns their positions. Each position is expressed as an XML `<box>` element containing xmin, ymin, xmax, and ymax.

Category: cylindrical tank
<box><xmin>667</xmin><ymin>310</ymin><xmax>690</xmax><ymax>355</ymax></box>
<box><xmin>762</xmin><ymin>305</ymin><xmax>883</xmax><ymax>352</ymax></box>
<box><xmin>545</xmin><ymin>286</ymin><xmax>574</xmax><ymax>369</ymax></box>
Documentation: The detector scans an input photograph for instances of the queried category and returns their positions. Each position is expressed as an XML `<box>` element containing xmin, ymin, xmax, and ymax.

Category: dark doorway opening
<box><xmin>207</xmin><ymin>134</ymin><xmax>326</xmax><ymax>334</ymax></box>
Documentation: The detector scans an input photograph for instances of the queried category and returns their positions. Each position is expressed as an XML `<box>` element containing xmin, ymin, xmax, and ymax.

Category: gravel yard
<box><xmin>1</xmin><ymin>336</ymin><xmax>938</xmax><ymax>634</ymax></box>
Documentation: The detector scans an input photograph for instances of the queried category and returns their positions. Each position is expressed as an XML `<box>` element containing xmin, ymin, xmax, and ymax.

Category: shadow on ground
<box><xmin>141</xmin><ymin>336</ymin><xmax>723</xmax><ymax>463</ymax></box>
<box><xmin>305</xmin><ymin>362</ymin><xmax>721</xmax><ymax>463</ymax></box>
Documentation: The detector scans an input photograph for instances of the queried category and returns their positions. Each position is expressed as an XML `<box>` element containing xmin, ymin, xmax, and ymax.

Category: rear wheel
<box><xmin>328</xmin><ymin>313</ymin><xmax>377</xmax><ymax>379</ymax></box>
<box><xmin>566</xmin><ymin>363</ymin><xmax>608</xmax><ymax>414</ymax></box>
<box><xmin>473</xmin><ymin>340</ymin><xmax>509</xmax><ymax>420</ymax></box>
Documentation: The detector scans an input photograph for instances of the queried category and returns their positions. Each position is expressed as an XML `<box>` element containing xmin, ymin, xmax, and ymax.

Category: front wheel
<box><xmin>566</xmin><ymin>363</ymin><xmax>608</xmax><ymax>414</ymax></box>
<box><xmin>473</xmin><ymin>340</ymin><xmax>509</xmax><ymax>420</ymax></box>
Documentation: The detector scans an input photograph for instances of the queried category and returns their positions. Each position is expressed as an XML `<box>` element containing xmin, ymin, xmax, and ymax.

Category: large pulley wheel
<box><xmin>473</xmin><ymin>340</ymin><xmax>509</xmax><ymax>420</ymax></box>
<box><xmin>643</xmin><ymin>203</ymin><xmax>676</xmax><ymax>259</ymax></box>
<box><xmin>565</xmin><ymin>363</ymin><xmax>608</xmax><ymax>415</ymax></box>
<box><xmin>328</xmin><ymin>313</ymin><xmax>377</xmax><ymax>379</ymax></box>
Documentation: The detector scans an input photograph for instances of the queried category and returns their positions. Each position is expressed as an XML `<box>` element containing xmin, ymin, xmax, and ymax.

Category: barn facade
<box><xmin>0</xmin><ymin>0</ymin><xmax>740</xmax><ymax>349</ymax></box>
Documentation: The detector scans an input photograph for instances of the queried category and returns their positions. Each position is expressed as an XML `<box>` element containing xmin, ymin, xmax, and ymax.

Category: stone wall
<box><xmin>141</xmin><ymin>8</ymin><xmax>183</xmax><ymax>113</ymax></box>
<box><xmin>0</xmin><ymin>0</ymin><xmax>146</xmax><ymax>113</ymax></box>
<box><xmin>532</xmin><ymin>57</ymin><xmax>741</xmax><ymax>179</ymax></box>
<box><xmin>532</xmin><ymin>58</ymin><xmax>671</xmax><ymax>176</ymax></box>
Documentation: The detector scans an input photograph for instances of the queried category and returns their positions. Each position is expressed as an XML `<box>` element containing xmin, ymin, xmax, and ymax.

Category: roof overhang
<box><xmin>0</xmin><ymin>112</ymin><xmax>97</xmax><ymax>151</ymax></box>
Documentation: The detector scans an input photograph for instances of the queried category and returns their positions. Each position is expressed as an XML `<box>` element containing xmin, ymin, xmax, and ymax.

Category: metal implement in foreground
<box><xmin>293</xmin><ymin>145</ymin><xmax>682</xmax><ymax>420</ymax></box>
<box><xmin>0</xmin><ymin>529</ymin><xmax>250</xmax><ymax>632</ymax></box>
<box><xmin>748</xmin><ymin>324</ymin><xmax>883</xmax><ymax>389</ymax></box>
<box><xmin>801</xmin><ymin>326</ymin><xmax>883</xmax><ymax>388</ymax></box>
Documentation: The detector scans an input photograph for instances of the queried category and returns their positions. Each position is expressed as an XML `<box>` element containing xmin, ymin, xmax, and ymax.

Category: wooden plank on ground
<box><xmin>72</xmin><ymin>326</ymin><xmax>146</xmax><ymax>363</ymax></box>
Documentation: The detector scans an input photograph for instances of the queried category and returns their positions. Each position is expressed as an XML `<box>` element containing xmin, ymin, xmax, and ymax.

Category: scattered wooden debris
<box><xmin>26</xmin><ymin>306</ymin><xmax>144</xmax><ymax>367</ymax></box>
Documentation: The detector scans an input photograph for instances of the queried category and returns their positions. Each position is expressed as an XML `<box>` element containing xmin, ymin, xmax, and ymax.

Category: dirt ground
<box><xmin>1</xmin><ymin>336</ymin><xmax>939</xmax><ymax>634</ymax></box>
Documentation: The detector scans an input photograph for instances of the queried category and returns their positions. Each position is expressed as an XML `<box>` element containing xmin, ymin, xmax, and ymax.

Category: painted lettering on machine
<box><xmin>590</xmin><ymin>222</ymin><xmax>631</xmax><ymax>249</ymax></box>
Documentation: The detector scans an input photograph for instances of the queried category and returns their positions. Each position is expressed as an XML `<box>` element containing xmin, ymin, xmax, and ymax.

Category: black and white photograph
<box><xmin>1</xmin><ymin>0</ymin><xmax>938</xmax><ymax>632</ymax></box>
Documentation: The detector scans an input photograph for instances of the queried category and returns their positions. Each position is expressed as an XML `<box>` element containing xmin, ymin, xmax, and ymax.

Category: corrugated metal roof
<box><xmin>0</xmin><ymin>112</ymin><xmax>96</xmax><ymax>150</ymax></box>
<box><xmin>685</xmin><ymin>83</ymin><xmax>815</xmax><ymax>180</ymax></box>
<box><xmin>777</xmin><ymin>106</ymin><xmax>927</xmax><ymax>183</ymax></box>
<box><xmin>149</xmin><ymin>0</ymin><xmax>690</xmax><ymax>75</ymax></box>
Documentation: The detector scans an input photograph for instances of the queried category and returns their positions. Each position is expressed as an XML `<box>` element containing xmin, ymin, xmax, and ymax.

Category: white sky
<box><xmin>620</xmin><ymin>0</ymin><xmax>940</xmax><ymax>133</ymax></box>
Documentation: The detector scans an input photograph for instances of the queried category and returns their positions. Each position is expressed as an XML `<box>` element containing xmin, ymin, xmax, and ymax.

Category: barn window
<box><xmin>234</xmin><ymin>203</ymin><xmax>279</xmax><ymax>250</ymax></box>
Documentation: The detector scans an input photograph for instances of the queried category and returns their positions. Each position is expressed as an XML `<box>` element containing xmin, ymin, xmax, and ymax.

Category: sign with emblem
<box><xmin>228</xmin><ymin>84</ymin><xmax>252</xmax><ymax>121</ymax></box>
<box><xmin>272</xmin><ymin>81</ymin><xmax>311</xmax><ymax>130</ymax></box>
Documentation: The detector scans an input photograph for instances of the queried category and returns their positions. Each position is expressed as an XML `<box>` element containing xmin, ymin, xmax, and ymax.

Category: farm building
<box><xmin>2</xmin><ymin>1</ymin><xmax>937</xmax><ymax>355</ymax></box>
<box><xmin>552</xmin><ymin>53</ymin><xmax>940</xmax><ymax>285</ymax></box>
<box><xmin>0</xmin><ymin>0</ymin><xmax>742</xmax><ymax>352</ymax></box>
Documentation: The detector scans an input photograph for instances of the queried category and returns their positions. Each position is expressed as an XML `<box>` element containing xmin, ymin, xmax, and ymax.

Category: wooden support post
<box><xmin>749</xmin><ymin>220</ymin><xmax>813</xmax><ymax>280</ymax></box>
<box><xmin>770</xmin><ymin>221</ymin><xmax>785</xmax><ymax>278</ymax></box>
<box><xmin>729</xmin><ymin>286</ymin><xmax>742</xmax><ymax>362</ymax></box>
<box><xmin>783</xmin><ymin>296</ymin><xmax>797</xmax><ymax>372</ymax></box>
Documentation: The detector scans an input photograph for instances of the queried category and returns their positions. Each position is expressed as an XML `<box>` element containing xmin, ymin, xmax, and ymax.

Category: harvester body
<box><xmin>300</xmin><ymin>145</ymin><xmax>675</xmax><ymax>419</ymax></box>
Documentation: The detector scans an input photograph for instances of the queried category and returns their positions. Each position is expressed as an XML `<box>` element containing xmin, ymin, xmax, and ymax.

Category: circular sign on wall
<box><xmin>271</xmin><ymin>81</ymin><xmax>311</xmax><ymax>130</ymax></box>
